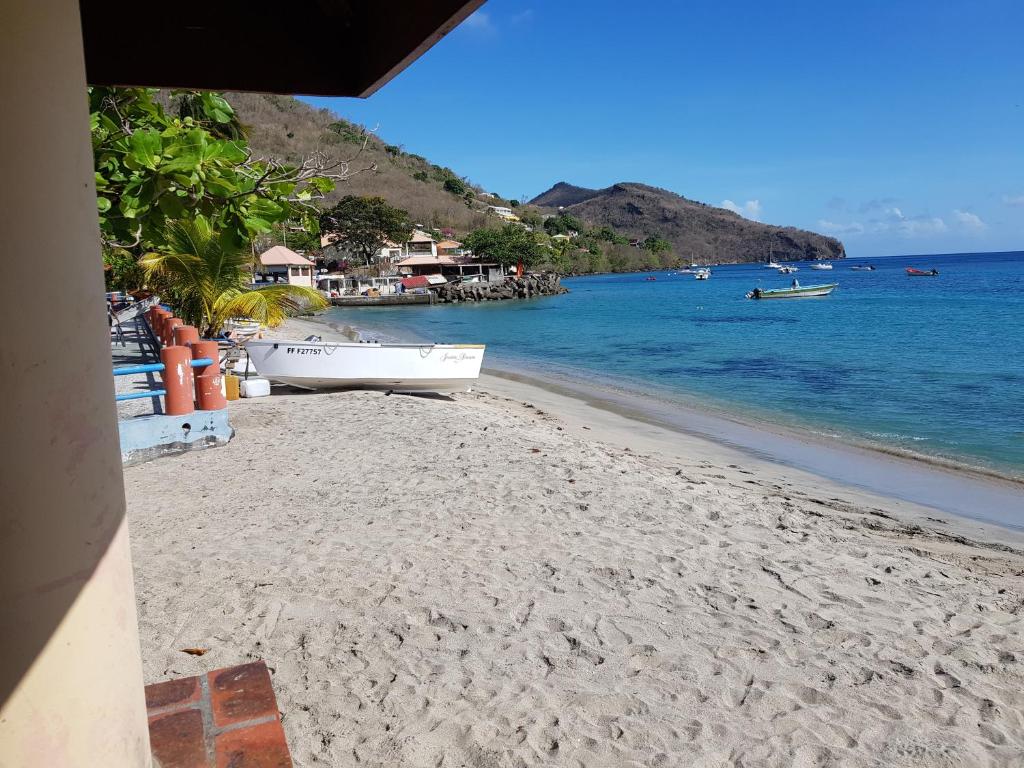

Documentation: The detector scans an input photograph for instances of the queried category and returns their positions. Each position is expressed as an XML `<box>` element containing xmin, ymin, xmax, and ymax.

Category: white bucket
<box><xmin>240</xmin><ymin>377</ymin><xmax>271</xmax><ymax>398</ymax></box>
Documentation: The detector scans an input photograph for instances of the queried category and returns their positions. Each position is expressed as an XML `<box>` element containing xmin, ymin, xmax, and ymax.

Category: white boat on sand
<box><xmin>241</xmin><ymin>338</ymin><xmax>485</xmax><ymax>392</ymax></box>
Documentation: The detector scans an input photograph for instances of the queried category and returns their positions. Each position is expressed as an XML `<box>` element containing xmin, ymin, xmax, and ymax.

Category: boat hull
<box><xmin>241</xmin><ymin>340</ymin><xmax>485</xmax><ymax>392</ymax></box>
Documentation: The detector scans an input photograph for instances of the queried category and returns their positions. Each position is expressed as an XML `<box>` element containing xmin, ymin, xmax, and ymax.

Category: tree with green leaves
<box><xmin>443</xmin><ymin>176</ymin><xmax>468</xmax><ymax>196</ymax></box>
<box><xmin>464</xmin><ymin>225</ymin><xmax>546</xmax><ymax>276</ymax></box>
<box><xmin>642</xmin><ymin>235</ymin><xmax>673</xmax><ymax>254</ymax></box>
<box><xmin>543</xmin><ymin>212</ymin><xmax>584</xmax><ymax>236</ymax></box>
<box><xmin>140</xmin><ymin>218</ymin><xmax>326</xmax><ymax>337</ymax></box>
<box><xmin>319</xmin><ymin>196</ymin><xmax>411</xmax><ymax>267</ymax></box>
<box><xmin>91</xmin><ymin>87</ymin><xmax>362</xmax><ymax>253</ymax></box>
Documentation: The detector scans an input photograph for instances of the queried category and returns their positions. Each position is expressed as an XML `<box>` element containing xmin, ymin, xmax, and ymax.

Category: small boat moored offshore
<box><xmin>907</xmin><ymin>267</ymin><xmax>939</xmax><ymax>276</ymax></box>
<box><xmin>810</xmin><ymin>262</ymin><xmax>834</xmax><ymax>270</ymax></box>
<box><xmin>747</xmin><ymin>283</ymin><xmax>837</xmax><ymax>299</ymax></box>
<box><xmin>778</xmin><ymin>265</ymin><xmax>798</xmax><ymax>274</ymax></box>
<box><xmin>241</xmin><ymin>338</ymin><xmax>485</xmax><ymax>392</ymax></box>
<box><xmin>850</xmin><ymin>265</ymin><xmax>876</xmax><ymax>271</ymax></box>
<box><xmin>694</xmin><ymin>268</ymin><xmax>711</xmax><ymax>280</ymax></box>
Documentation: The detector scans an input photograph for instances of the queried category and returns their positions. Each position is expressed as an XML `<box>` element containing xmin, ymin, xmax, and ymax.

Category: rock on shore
<box><xmin>434</xmin><ymin>274</ymin><xmax>568</xmax><ymax>303</ymax></box>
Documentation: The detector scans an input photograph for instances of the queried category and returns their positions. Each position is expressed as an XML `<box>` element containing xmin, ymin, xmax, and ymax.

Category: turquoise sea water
<box><xmin>327</xmin><ymin>251</ymin><xmax>1024</xmax><ymax>478</ymax></box>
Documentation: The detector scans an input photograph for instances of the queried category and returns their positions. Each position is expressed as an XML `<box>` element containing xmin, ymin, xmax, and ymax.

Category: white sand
<box><xmin>125</xmin><ymin>319</ymin><xmax>1024</xmax><ymax>767</ymax></box>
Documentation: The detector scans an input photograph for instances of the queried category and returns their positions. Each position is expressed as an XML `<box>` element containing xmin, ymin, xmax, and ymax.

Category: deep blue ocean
<box><xmin>327</xmin><ymin>251</ymin><xmax>1024</xmax><ymax>478</ymax></box>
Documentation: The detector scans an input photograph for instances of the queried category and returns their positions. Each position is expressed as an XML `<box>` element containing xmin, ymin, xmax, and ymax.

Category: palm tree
<box><xmin>141</xmin><ymin>218</ymin><xmax>327</xmax><ymax>337</ymax></box>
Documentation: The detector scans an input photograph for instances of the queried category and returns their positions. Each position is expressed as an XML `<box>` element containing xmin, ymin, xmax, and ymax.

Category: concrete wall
<box><xmin>0</xmin><ymin>0</ymin><xmax>152</xmax><ymax>764</ymax></box>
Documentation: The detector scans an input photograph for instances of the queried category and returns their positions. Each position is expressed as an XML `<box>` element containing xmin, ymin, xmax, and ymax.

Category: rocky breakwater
<box><xmin>434</xmin><ymin>274</ymin><xmax>568</xmax><ymax>304</ymax></box>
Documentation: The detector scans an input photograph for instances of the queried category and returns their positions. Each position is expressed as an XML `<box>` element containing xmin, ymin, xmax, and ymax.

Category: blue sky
<box><xmin>301</xmin><ymin>0</ymin><xmax>1023</xmax><ymax>257</ymax></box>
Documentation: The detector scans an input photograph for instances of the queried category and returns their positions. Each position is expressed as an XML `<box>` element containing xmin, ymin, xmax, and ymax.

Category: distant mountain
<box><xmin>530</xmin><ymin>181</ymin><xmax>845</xmax><ymax>263</ymax></box>
<box><xmin>530</xmin><ymin>182</ymin><xmax>605</xmax><ymax>209</ymax></box>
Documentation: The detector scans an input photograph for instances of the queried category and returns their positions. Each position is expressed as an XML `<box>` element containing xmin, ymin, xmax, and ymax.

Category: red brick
<box><xmin>146</xmin><ymin>676</ymin><xmax>201</xmax><ymax>711</ymax></box>
<box><xmin>148</xmin><ymin>709</ymin><xmax>209</xmax><ymax>768</ymax></box>
<box><xmin>214</xmin><ymin>720</ymin><xmax>292</xmax><ymax>768</ymax></box>
<box><xmin>208</xmin><ymin>662</ymin><xmax>278</xmax><ymax>728</ymax></box>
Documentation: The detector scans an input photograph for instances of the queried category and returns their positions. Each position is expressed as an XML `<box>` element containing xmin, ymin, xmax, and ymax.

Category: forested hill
<box><xmin>531</xmin><ymin>182</ymin><xmax>845</xmax><ymax>263</ymax></box>
<box><xmin>223</xmin><ymin>92</ymin><xmax>513</xmax><ymax>233</ymax></box>
<box><xmin>220</xmin><ymin>92</ymin><xmax>843</xmax><ymax>263</ymax></box>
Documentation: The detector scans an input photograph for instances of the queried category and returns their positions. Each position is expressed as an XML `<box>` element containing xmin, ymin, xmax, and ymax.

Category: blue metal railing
<box><xmin>113</xmin><ymin>358</ymin><xmax>213</xmax><ymax>402</ymax></box>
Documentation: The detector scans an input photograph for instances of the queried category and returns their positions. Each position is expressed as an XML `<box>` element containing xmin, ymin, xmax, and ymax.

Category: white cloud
<box><xmin>1003</xmin><ymin>194</ymin><xmax>1024</xmax><ymax>208</ymax></box>
<box><xmin>462</xmin><ymin>10</ymin><xmax>495</xmax><ymax>34</ymax></box>
<box><xmin>874</xmin><ymin>207</ymin><xmax>947</xmax><ymax>236</ymax></box>
<box><xmin>952</xmin><ymin>209</ymin><xmax>985</xmax><ymax>231</ymax></box>
<box><xmin>817</xmin><ymin>219</ymin><xmax>865</xmax><ymax>235</ymax></box>
<box><xmin>721</xmin><ymin>199</ymin><xmax>762</xmax><ymax>221</ymax></box>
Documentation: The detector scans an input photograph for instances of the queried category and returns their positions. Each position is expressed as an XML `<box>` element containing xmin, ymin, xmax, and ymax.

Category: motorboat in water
<box><xmin>766</xmin><ymin>261</ymin><xmax>782</xmax><ymax>269</ymax></box>
<box><xmin>810</xmin><ymin>262</ymin><xmax>834</xmax><ymax>270</ymax></box>
<box><xmin>694</xmin><ymin>268</ymin><xmax>711</xmax><ymax>280</ymax></box>
<box><xmin>906</xmin><ymin>267</ymin><xmax>939</xmax><ymax>276</ymax></box>
<box><xmin>240</xmin><ymin>338</ymin><xmax>485</xmax><ymax>392</ymax></box>
<box><xmin>747</xmin><ymin>283</ymin><xmax>837</xmax><ymax>299</ymax></box>
<box><xmin>777</xmin><ymin>265</ymin><xmax>798</xmax><ymax>274</ymax></box>
<box><xmin>850</xmin><ymin>265</ymin><xmax>876</xmax><ymax>271</ymax></box>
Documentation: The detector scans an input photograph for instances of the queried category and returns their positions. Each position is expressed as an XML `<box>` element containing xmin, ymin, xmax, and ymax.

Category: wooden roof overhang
<box><xmin>79</xmin><ymin>1</ymin><xmax>485</xmax><ymax>96</ymax></box>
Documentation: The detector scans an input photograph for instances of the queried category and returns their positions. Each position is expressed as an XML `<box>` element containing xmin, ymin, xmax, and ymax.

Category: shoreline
<box><xmin>287</xmin><ymin>313</ymin><xmax>1024</xmax><ymax>537</ymax></box>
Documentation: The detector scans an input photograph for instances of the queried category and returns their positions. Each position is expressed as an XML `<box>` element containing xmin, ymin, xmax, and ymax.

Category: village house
<box><xmin>487</xmin><ymin>205</ymin><xmax>520</xmax><ymax>222</ymax></box>
<box><xmin>319</xmin><ymin>233</ymin><xmax>403</xmax><ymax>266</ymax></box>
<box><xmin>257</xmin><ymin>245</ymin><xmax>315</xmax><ymax>287</ymax></box>
<box><xmin>404</xmin><ymin>229</ymin><xmax>438</xmax><ymax>258</ymax></box>
<box><xmin>436</xmin><ymin>238</ymin><xmax>465</xmax><ymax>257</ymax></box>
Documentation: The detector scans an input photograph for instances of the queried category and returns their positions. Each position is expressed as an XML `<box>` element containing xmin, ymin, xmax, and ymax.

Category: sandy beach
<box><xmin>125</xmin><ymin>318</ymin><xmax>1024</xmax><ymax>767</ymax></box>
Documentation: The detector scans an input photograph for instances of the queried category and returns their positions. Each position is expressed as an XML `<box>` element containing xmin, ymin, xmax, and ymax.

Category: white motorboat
<box><xmin>241</xmin><ymin>338</ymin><xmax>485</xmax><ymax>392</ymax></box>
<box><xmin>766</xmin><ymin>261</ymin><xmax>782</xmax><ymax>269</ymax></box>
<box><xmin>694</xmin><ymin>268</ymin><xmax>711</xmax><ymax>280</ymax></box>
<box><xmin>810</xmin><ymin>262</ymin><xmax>833</xmax><ymax>270</ymax></box>
<box><xmin>778</xmin><ymin>265</ymin><xmax>798</xmax><ymax>274</ymax></box>
<box><xmin>747</xmin><ymin>283</ymin><xmax>837</xmax><ymax>299</ymax></box>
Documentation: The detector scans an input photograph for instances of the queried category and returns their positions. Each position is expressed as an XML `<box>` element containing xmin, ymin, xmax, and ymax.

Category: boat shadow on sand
<box><xmin>271</xmin><ymin>383</ymin><xmax>456</xmax><ymax>402</ymax></box>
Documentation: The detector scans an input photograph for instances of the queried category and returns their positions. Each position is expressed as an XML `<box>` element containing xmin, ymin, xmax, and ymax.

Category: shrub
<box><xmin>444</xmin><ymin>176</ymin><xmax>468</xmax><ymax>196</ymax></box>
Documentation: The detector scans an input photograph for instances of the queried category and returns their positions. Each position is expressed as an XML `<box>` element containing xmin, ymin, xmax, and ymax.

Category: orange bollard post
<box><xmin>160</xmin><ymin>346</ymin><xmax>194</xmax><ymax>416</ymax></box>
<box><xmin>190</xmin><ymin>340</ymin><xmax>220</xmax><ymax>377</ymax></box>
<box><xmin>173</xmin><ymin>324</ymin><xmax>200</xmax><ymax>349</ymax></box>
<box><xmin>195</xmin><ymin>372</ymin><xmax>227</xmax><ymax>411</ymax></box>
<box><xmin>163</xmin><ymin>318</ymin><xmax>183</xmax><ymax>347</ymax></box>
<box><xmin>152</xmin><ymin>309</ymin><xmax>170</xmax><ymax>346</ymax></box>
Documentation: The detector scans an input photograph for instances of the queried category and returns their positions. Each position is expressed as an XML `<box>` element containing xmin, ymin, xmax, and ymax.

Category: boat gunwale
<box><xmin>243</xmin><ymin>340</ymin><xmax>486</xmax><ymax>350</ymax></box>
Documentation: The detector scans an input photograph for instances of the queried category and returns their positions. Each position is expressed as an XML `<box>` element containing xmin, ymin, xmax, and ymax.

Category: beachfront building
<box><xmin>257</xmin><ymin>245</ymin><xmax>315</xmax><ymax>287</ymax></box>
<box><xmin>317</xmin><ymin>273</ymin><xmax>404</xmax><ymax>296</ymax></box>
<box><xmin>1</xmin><ymin>1</ymin><xmax>484</xmax><ymax>764</ymax></box>
<box><xmin>396</xmin><ymin>254</ymin><xmax>504</xmax><ymax>283</ymax></box>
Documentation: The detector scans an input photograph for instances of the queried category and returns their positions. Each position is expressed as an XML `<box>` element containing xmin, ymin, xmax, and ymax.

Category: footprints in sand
<box><xmin>125</xmin><ymin>388</ymin><xmax>1024</xmax><ymax>767</ymax></box>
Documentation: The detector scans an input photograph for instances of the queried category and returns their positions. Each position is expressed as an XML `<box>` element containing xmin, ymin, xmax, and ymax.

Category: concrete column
<box><xmin>0</xmin><ymin>1</ymin><xmax>151</xmax><ymax>766</ymax></box>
